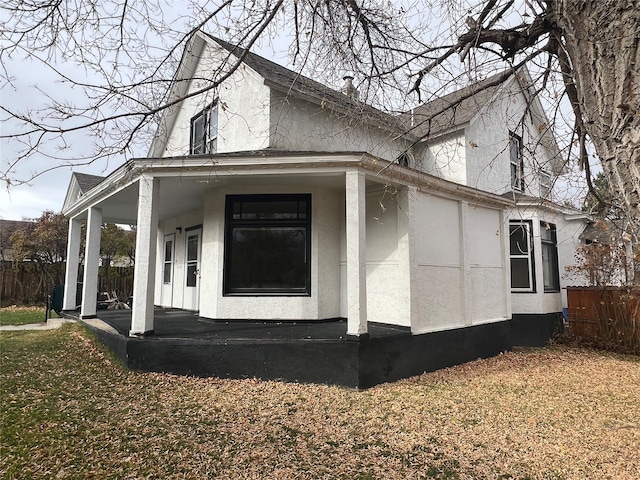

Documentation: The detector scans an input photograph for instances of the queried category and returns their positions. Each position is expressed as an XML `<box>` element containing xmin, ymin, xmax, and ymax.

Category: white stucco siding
<box><xmin>269</xmin><ymin>93</ymin><xmax>409</xmax><ymax>162</ymax></box>
<box><xmin>413</xmin><ymin>194</ymin><xmax>465</xmax><ymax>332</ymax></box>
<box><xmin>338</xmin><ymin>186</ymin><xmax>404</xmax><ymax>326</ymax></box>
<box><xmin>464</xmin><ymin>80</ymin><xmax>557</xmax><ymax>198</ymax></box>
<box><xmin>419</xmin><ymin>132</ymin><xmax>467</xmax><ymax>185</ymax></box>
<box><xmin>197</xmin><ymin>183</ymin><xmax>342</xmax><ymax>320</ymax></box>
<box><xmin>412</xmin><ymin>194</ymin><xmax>508</xmax><ymax>334</ymax></box>
<box><xmin>465</xmin><ymin>205</ymin><xmax>509</xmax><ymax>324</ymax></box>
<box><xmin>160</xmin><ymin>42</ymin><xmax>271</xmax><ymax>157</ymax></box>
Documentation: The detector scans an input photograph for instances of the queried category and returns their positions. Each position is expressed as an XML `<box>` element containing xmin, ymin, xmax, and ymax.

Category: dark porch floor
<box><xmin>93</xmin><ymin>308</ymin><xmax>409</xmax><ymax>340</ymax></box>
<box><xmin>78</xmin><ymin>308</ymin><xmax>512</xmax><ymax>388</ymax></box>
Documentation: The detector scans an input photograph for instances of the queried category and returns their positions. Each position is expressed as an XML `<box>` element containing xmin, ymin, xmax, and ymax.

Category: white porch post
<box><xmin>345</xmin><ymin>170</ymin><xmax>368</xmax><ymax>338</ymax></box>
<box><xmin>81</xmin><ymin>207</ymin><xmax>102</xmax><ymax>319</ymax></box>
<box><xmin>130</xmin><ymin>175</ymin><xmax>159</xmax><ymax>336</ymax></box>
<box><xmin>62</xmin><ymin>217</ymin><xmax>82</xmax><ymax>311</ymax></box>
<box><xmin>397</xmin><ymin>186</ymin><xmax>418</xmax><ymax>331</ymax></box>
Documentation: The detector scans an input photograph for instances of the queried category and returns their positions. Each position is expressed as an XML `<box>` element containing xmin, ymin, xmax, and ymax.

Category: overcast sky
<box><xmin>0</xmin><ymin>1</ymin><xmax>591</xmax><ymax>222</ymax></box>
<box><xmin>1</xmin><ymin>57</ymin><xmax>125</xmax><ymax>221</ymax></box>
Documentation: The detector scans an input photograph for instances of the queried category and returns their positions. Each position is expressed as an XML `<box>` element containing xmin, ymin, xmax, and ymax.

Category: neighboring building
<box><xmin>61</xmin><ymin>32</ymin><xmax>587</xmax><ymax>383</ymax></box>
<box><xmin>0</xmin><ymin>219</ymin><xmax>32</xmax><ymax>263</ymax></box>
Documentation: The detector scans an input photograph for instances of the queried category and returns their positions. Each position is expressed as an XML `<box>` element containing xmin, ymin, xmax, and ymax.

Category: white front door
<box><xmin>183</xmin><ymin>228</ymin><xmax>201</xmax><ymax>311</ymax></box>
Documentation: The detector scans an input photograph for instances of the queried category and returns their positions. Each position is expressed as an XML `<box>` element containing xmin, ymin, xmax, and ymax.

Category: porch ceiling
<box><xmin>89</xmin><ymin>171</ymin><xmax>366</xmax><ymax>225</ymax></box>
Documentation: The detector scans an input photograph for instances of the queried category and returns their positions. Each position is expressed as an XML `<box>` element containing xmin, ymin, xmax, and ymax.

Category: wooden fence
<box><xmin>566</xmin><ymin>286</ymin><xmax>640</xmax><ymax>355</ymax></box>
<box><xmin>0</xmin><ymin>261</ymin><xmax>134</xmax><ymax>306</ymax></box>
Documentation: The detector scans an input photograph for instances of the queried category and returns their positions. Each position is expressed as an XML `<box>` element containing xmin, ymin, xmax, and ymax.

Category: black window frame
<box><xmin>223</xmin><ymin>194</ymin><xmax>312</xmax><ymax>296</ymax></box>
<box><xmin>190</xmin><ymin>101</ymin><xmax>218</xmax><ymax>155</ymax></box>
<box><xmin>509</xmin><ymin>220</ymin><xmax>536</xmax><ymax>292</ymax></box>
<box><xmin>540</xmin><ymin>221</ymin><xmax>560</xmax><ymax>292</ymax></box>
<box><xmin>509</xmin><ymin>131</ymin><xmax>524</xmax><ymax>192</ymax></box>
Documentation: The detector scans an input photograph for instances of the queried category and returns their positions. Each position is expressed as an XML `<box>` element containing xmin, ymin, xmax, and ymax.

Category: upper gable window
<box><xmin>190</xmin><ymin>102</ymin><xmax>218</xmax><ymax>154</ymax></box>
<box><xmin>509</xmin><ymin>132</ymin><xmax>524</xmax><ymax>192</ymax></box>
<box><xmin>539</xmin><ymin>170</ymin><xmax>552</xmax><ymax>198</ymax></box>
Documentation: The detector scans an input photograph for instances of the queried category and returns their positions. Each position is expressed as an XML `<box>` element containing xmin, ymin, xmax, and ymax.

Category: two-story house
<box><xmin>60</xmin><ymin>31</ymin><xmax>584</xmax><ymax>384</ymax></box>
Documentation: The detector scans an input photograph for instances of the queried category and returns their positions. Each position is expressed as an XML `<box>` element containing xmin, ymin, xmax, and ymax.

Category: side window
<box><xmin>540</xmin><ymin>222</ymin><xmax>560</xmax><ymax>292</ymax></box>
<box><xmin>190</xmin><ymin>102</ymin><xmax>218</xmax><ymax>154</ymax></box>
<box><xmin>509</xmin><ymin>221</ymin><xmax>534</xmax><ymax>292</ymax></box>
<box><xmin>509</xmin><ymin>132</ymin><xmax>524</xmax><ymax>192</ymax></box>
<box><xmin>539</xmin><ymin>170</ymin><xmax>552</xmax><ymax>198</ymax></box>
<box><xmin>163</xmin><ymin>236</ymin><xmax>174</xmax><ymax>284</ymax></box>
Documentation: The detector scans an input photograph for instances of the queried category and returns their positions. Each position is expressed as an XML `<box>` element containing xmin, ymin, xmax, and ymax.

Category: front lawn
<box><xmin>1</xmin><ymin>325</ymin><xmax>638</xmax><ymax>479</ymax></box>
<box><xmin>0</xmin><ymin>306</ymin><xmax>56</xmax><ymax>326</ymax></box>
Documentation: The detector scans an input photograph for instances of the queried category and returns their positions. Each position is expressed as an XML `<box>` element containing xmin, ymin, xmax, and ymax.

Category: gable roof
<box><xmin>62</xmin><ymin>172</ymin><xmax>106</xmax><ymax>213</ymax></box>
<box><xmin>207</xmin><ymin>35</ymin><xmax>389</xmax><ymax>121</ymax></box>
<box><xmin>74</xmin><ymin>173</ymin><xmax>105</xmax><ymax>194</ymax></box>
<box><xmin>405</xmin><ymin>72</ymin><xmax>506</xmax><ymax>139</ymax></box>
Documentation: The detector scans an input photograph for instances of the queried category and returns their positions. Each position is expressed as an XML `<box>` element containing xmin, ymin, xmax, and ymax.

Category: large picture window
<box><xmin>224</xmin><ymin>194</ymin><xmax>311</xmax><ymax>295</ymax></box>
<box><xmin>509</xmin><ymin>221</ymin><xmax>534</xmax><ymax>292</ymax></box>
<box><xmin>190</xmin><ymin>102</ymin><xmax>218</xmax><ymax>154</ymax></box>
<box><xmin>540</xmin><ymin>221</ymin><xmax>560</xmax><ymax>292</ymax></box>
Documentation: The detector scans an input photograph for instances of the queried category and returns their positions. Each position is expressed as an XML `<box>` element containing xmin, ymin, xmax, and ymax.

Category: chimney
<box><xmin>341</xmin><ymin>75</ymin><xmax>359</xmax><ymax>100</ymax></box>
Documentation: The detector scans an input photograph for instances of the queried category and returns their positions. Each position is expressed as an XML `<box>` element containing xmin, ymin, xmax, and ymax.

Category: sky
<box><xmin>0</xmin><ymin>1</ymin><xmax>591</xmax><ymax>221</ymax></box>
<box><xmin>1</xmin><ymin>58</ymin><xmax>125</xmax><ymax>221</ymax></box>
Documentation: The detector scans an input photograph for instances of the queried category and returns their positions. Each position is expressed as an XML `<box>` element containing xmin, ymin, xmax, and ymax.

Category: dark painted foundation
<box><xmin>511</xmin><ymin>312</ymin><xmax>563</xmax><ymax>347</ymax></box>
<box><xmin>81</xmin><ymin>309</ymin><xmax>513</xmax><ymax>388</ymax></box>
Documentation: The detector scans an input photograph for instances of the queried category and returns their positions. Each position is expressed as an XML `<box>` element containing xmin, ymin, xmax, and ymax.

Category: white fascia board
<box><xmin>147</xmin><ymin>33</ymin><xmax>207</xmax><ymax>158</ymax></box>
<box><xmin>61</xmin><ymin>175</ymin><xmax>81</xmax><ymax>213</ymax></box>
<box><xmin>62</xmin><ymin>161</ymin><xmax>139</xmax><ymax>219</ymax></box>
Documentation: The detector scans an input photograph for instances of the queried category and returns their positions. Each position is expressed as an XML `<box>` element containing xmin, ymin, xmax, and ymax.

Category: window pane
<box><xmin>228</xmin><ymin>227</ymin><xmax>306</xmax><ymax>291</ymax></box>
<box><xmin>540</xmin><ymin>222</ymin><xmax>554</xmax><ymax>241</ymax></box>
<box><xmin>164</xmin><ymin>240</ymin><xmax>173</xmax><ymax>262</ymax></box>
<box><xmin>187</xmin><ymin>235</ymin><xmax>198</xmax><ymax>261</ymax></box>
<box><xmin>186</xmin><ymin>264</ymin><xmax>197</xmax><ymax>287</ymax></box>
<box><xmin>239</xmin><ymin>201</ymin><xmax>301</xmax><ymax>220</ymax></box>
<box><xmin>511</xmin><ymin>258</ymin><xmax>531</xmax><ymax>289</ymax></box>
<box><xmin>191</xmin><ymin>115</ymin><xmax>205</xmax><ymax>154</ymax></box>
<box><xmin>208</xmin><ymin>107</ymin><xmax>218</xmax><ymax>138</ymax></box>
<box><xmin>163</xmin><ymin>263</ymin><xmax>171</xmax><ymax>283</ymax></box>
<box><xmin>509</xmin><ymin>224</ymin><xmax>529</xmax><ymax>255</ymax></box>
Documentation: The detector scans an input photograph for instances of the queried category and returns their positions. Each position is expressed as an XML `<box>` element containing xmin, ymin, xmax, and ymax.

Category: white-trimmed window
<box><xmin>539</xmin><ymin>170</ymin><xmax>552</xmax><ymax>198</ymax></box>
<box><xmin>509</xmin><ymin>220</ymin><xmax>534</xmax><ymax>292</ymax></box>
<box><xmin>190</xmin><ymin>102</ymin><xmax>218</xmax><ymax>154</ymax></box>
<box><xmin>541</xmin><ymin>222</ymin><xmax>560</xmax><ymax>292</ymax></box>
<box><xmin>162</xmin><ymin>235</ymin><xmax>174</xmax><ymax>284</ymax></box>
<box><xmin>509</xmin><ymin>132</ymin><xmax>524</xmax><ymax>192</ymax></box>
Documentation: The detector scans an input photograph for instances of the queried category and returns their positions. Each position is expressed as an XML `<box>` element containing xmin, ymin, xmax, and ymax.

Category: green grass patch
<box><xmin>0</xmin><ymin>306</ymin><xmax>58</xmax><ymax>326</ymax></box>
<box><xmin>1</xmin><ymin>325</ymin><xmax>639</xmax><ymax>479</ymax></box>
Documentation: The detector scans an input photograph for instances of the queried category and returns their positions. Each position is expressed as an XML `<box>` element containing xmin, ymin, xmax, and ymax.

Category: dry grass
<box><xmin>1</xmin><ymin>324</ymin><xmax>639</xmax><ymax>479</ymax></box>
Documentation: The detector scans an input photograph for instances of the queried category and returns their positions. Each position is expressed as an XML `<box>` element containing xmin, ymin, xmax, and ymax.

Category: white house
<box><xmin>60</xmin><ymin>32</ymin><xmax>583</xmax><ymax>383</ymax></box>
<box><xmin>404</xmin><ymin>70</ymin><xmax>589</xmax><ymax>344</ymax></box>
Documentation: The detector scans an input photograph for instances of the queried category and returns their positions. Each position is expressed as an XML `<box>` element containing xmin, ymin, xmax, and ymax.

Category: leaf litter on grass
<box><xmin>1</xmin><ymin>324</ymin><xmax>639</xmax><ymax>479</ymax></box>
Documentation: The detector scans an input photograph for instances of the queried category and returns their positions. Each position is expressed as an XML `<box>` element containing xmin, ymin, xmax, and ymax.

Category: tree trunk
<box><xmin>555</xmin><ymin>0</ymin><xmax>640</xmax><ymax>233</ymax></box>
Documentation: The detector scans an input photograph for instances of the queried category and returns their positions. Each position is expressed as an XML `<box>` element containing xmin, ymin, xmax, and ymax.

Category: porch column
<box><xmin>130</xmin><ymin>175</ymin><xmax>159</xmax><ymax>336</ymax></box>
<box><xmin>62</xmin><ymin>217</ymin><xmax>82</xmax><ymax>311</ymax></box>
<box><xmin>81</xmin><ymin>207</ymin><xmax>102</xmax><ymax>319</ymax></box>
<box><xmin>345</xmin><ymin>170</ymin><xmax>368</xmax><ymax>338</ymax></box>
<box><xmin>397</xmin><ymin>186</ymin><xmax>418</xmax><ymax>331</ymax></box>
